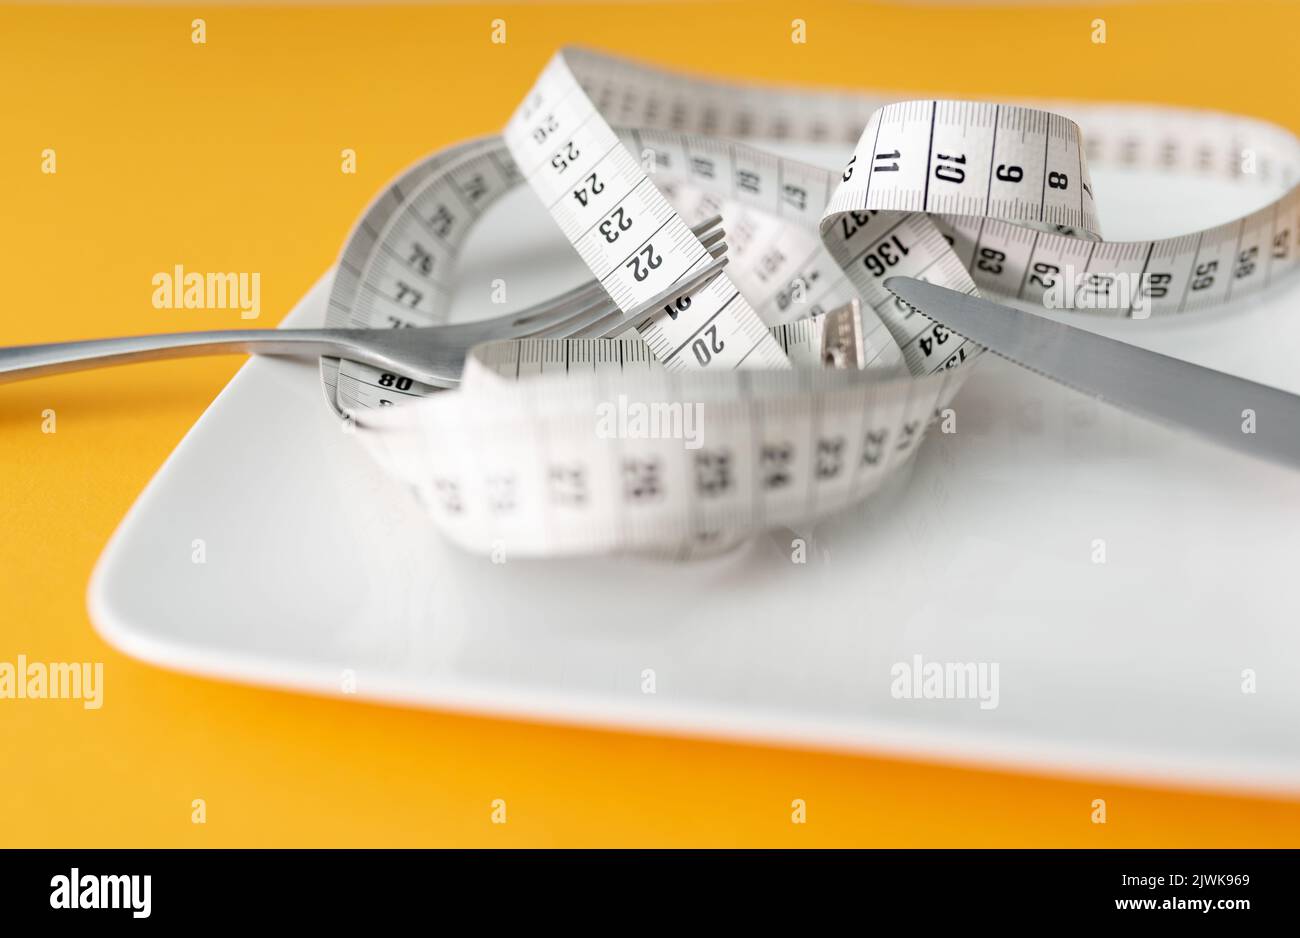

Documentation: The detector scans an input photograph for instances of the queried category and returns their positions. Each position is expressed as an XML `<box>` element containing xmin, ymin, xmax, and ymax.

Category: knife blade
<box><xmin>883</xmin><ymin>276</ymin><xmax>1300</xmax><ymax>471</ymax></box>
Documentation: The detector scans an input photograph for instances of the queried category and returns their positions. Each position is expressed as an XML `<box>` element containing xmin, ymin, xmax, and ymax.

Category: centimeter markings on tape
<box><xmin>406</xmin><ymin>348</ymin><xmax>953</xmax><ymax>557</ymax></box>
<box><xmin>324</xmin><ymin>48</ymin><xmax>1300</xmax><ymax>556</ymax></box>
<box><xmin>827</xmin><ymin>101</ymin><xmax>1098</xmax><ymax>230</ymax></box>
<box><xmin>503</xmin><ymin>56</ymin><xmax>790</xmax><ymax>374</ymax></box>
<box><xmin>327</xmin><ymin>114</ymin><xmax>1300</xmax><ymax>401</ymax></box>
<box><xmin>471</xmin><ymin>312</ymin><xmax>841</xmax><ymax>380</ymax></box>
<box><xmin>325</xmin><ymin>94</ymin><xmax>1300</xmax><ymax>397</ymax></box>
<box><xmin>323</xmin><ymin>136</ymin><xmax>523</xmax><ymax>410</ymax></box>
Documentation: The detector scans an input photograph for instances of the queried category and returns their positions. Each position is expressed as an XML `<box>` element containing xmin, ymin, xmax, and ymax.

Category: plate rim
<box><xmin>84</xmin><ymin>268</ymin><xmax>1300</xmax><ymax>798</ymax></box>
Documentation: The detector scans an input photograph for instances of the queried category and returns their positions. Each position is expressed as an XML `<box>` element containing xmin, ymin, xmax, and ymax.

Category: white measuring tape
<box><xmin>322</xmin><ymin>48</ymin><xmax>1300</xmax><ymax>558</ymax></box>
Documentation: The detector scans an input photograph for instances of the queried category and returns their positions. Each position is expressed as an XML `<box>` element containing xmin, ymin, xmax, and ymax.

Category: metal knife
<box><xmin>883</xmin><ymin>276</ymin><xmax>1300</xmax><ymax>471</ymax></box>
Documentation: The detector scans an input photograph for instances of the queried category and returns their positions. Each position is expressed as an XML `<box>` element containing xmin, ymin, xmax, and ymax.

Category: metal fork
<box><xmin>0</xmin><ymin>217</ymin><xmax>729</xmax><ymax>389</ymax></box>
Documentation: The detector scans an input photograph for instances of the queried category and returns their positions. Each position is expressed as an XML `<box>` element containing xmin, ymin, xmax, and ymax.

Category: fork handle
<box><xmin>0</xmin><ymin>328</ymin><xmax>366</xmax><ymax>384</ymax></box>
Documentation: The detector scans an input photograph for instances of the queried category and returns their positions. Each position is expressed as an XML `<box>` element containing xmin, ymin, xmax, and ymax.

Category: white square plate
<box><xmin>89</xmin><ymin>143</ymin><xmax>1300</xmax><ymax>794</ymax></box>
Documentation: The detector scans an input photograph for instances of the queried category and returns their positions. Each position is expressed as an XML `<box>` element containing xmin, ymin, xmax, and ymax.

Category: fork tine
<box><xmin>364</xmin><ymin>222</ymin><xmax>729</xmax><ymax>390</ymax></box>
<box><xmin>459</xmin><ymin>222</ymin><xmax>724</xmax><ymax>346</ymax></box>
<box><xmin>689</xmin><ymin>214</ymin><xmax>724</xmax><ymax>239</ymax></box>
<box><xmin>558</xmin><ymin>251</ymin><xmax>730</xmax><ymax>341</ymax></box>
<box><xmin>505</xmin><ymin>291</ymin><xmax>611</xmax><ymax>339</ymax></box>
<box><xmin>500</xmin><ymin>215</ymin><xmax>724</xmax><ymax>332</ymax></box>
<box><xmin>544</xmin><ymin>245</ymin><xmax>728</xmax><ymax>341</ymax></box>
<box><xmin>584</xmin><ymin>258</ymin><xmax>730</xmax><ymax>341</ymax></box>
<box><xmin>515</xmin><ymin>228</ymin><xmax>727</xmax><ymax>342</ymax></box>
<box><xmin>697</xmin><ymin>227</ymin><xmax>724</xmax><ymax>254</ymax></box>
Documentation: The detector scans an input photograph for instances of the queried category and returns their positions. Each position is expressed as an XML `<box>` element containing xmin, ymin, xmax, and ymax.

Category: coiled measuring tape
<box><xmin>322</xmin><ymin>48</ymin><xmax>1300</xmax><ymax>558</ymax></box>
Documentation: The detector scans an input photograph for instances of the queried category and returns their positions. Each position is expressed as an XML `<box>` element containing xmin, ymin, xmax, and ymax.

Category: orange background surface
<box><xmin>2</xmin><ymin>1</ymin><xmax>1299</xmax><ymax>846</ymax></box>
